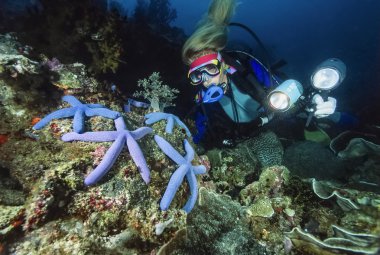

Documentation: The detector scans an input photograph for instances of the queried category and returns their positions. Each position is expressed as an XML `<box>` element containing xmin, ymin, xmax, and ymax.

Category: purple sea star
<box><xmin>62</xmin><ymin>116</ymin><xmax>152</xmax><ymax>186</ymax></box>
<box><xmin>154</xmin><ymin>135</ymin><xmax>206</xmax><ymax>213</ymax></box>
<box><xmin>33</xmin><ymin>95</ymin><xmax>120</xmax><ymax>133</ymax></box>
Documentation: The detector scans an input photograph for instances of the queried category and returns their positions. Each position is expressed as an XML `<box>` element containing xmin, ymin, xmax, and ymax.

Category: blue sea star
<box><xmin>145</xmin><ymin>112</ymin><xmax>191</xmax><ymax>137</ymax></box>
<box><xmin>62</xmin><ymin>116</ymin><xmax>152</xmax><ymax>186</ymax></box>
<box><xmin>33</xmin><ymin>95</ymin><xmax>120</xmax><ymax>133</ymax></box>
<box><xmin>154</xmin><ymin>135</ymin><xmax>206</xmax><ymax>213</ymax></box>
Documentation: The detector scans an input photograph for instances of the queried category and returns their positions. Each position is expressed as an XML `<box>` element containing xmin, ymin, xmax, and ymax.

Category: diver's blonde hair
<box><xmin>182</xmin><ymin>0</ymin><xmax>237</xmax><ymax>65</ymax></box>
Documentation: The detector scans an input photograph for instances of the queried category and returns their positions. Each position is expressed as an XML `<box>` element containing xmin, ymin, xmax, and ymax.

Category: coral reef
<box><xmin>205</xmin><ymin>138</ymin><xmax>259</xmax><ymax>195</ymax></box>
<box><xmin>286</xmin><ymin>225</ymin><xmax>380</xmax><ymax>254</ymax></box>
<box><xmin>167</xmin><ymin>187</ymin><xmax>268</xmax><ymax>255</ymax></box>
<box><xmin>311</xmin><ymin>178</ymin><xmax>359</xmax><ymax>211</ymax></box>
<box><xmin>133</xmin><ymin>72</ymin><xmax>179</xmax><ymax>112</ymax></box>
<box><xmin>1</xmin><ymin>33</ymin><xmax>380</xmax><ymax>255</ymax></box>
<box><xmin>49</xmin><ymin>62</ymin><xmax>102</xmax><ymax>93</ymax></box>
<box><xmin>284</xmin><ymin>140</ymin><xmax>347</xmax><ymax>180</ymax></box>
<box><xmin>0</xmin><ymin>34</ymin><xmax>194</xmax><ymax>254</ymax></box>
<box><xmin>250</xmin><ymin>131</ymin><xmax>284</xmax><ymax>169</ymax></box>
<box><xmin>331</xmin><ymin>133</ymin><xmax>380</xmax><ymax>189</ymax></box>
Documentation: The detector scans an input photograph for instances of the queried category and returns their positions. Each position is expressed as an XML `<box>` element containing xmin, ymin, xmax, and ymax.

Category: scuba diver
<box><xmin>182</xmin><ymin>0</ymin><xmax>345</xmax><ymax>148</ymax></box>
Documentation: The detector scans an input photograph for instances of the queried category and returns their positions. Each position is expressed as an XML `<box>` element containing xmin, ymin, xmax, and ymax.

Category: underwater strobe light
<box><xmin>268</xmin><ymin>79</ymin><xmax>303</xmax><ymax>111</ymax></box>
<box><xmin>310</xmin><ymin>58</ymin><xmax>346</xmax><ymax>91</ymax></box>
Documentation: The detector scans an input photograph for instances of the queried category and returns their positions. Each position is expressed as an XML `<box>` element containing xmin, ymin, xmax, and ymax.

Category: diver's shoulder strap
<box><xmin>221</xmin><ymin>51</ymin><xmax>269</xmax><ymax>107</ymax></box>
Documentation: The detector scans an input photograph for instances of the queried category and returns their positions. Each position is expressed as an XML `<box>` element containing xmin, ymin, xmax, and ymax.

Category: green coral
<box><xmin>246</xmin><ymin>197</ymin><xmax>274</xmax><ymax>218</ymax></box>
<box><xmin>240</xmin><ymin>165</ymin><xmax>290</xmax><ymax>206</ymax></box>
<box><xmin>54</xmin><ymin>66</ymin><xmax>83</xmax><ymax>89</ymax></box>
<box><xmin>206</xmin><ymin>143</ymin><xmax>258</xmax><ymax>195</ymax></box>
<box><xmin>88</xmin><ymin>210</ymin><xmax>123</xmax><ymax>236</ymax></box>
<box><xmin>0</xmin><ymin>180</ymin><xmax>25</xmax><ymax>206</ymax></box>
<box><xmin>0</xmin><ymin>205</ymin><xmax>24</xmax><ymax>230</ymax></box>
<box><xmin>133</xmin><ymin>72</ymin><xmax>179</xmax><ymax>112</ymax></box>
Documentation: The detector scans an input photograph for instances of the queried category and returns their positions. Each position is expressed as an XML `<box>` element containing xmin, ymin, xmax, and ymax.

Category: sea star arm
<box><xmin>193</xmin><ymin>165</ymin><xmax>207</xmax><ymax>175</ymax></box>
<box><xmin>114</xmin><ymin>116</ymin><xmax>126</xmax><ymax>130</ymax></box>
<box><xmin>165</xmin><ymin>115</ymin><xmax>175</xmax><ymax>134</ymax></box>
<box><xmin>85</xmin><ymin>107</ymin><xmax>121</xmax><ymax>119</ymax></box>
<box><xmin>145</xmin><ymin>112</ymin><xmax>191</xmax><ymax>136</ymax></box>
<box><xmin>62</xmin><ymin>95</ymin><xmax>82</xmax><ymax>106</ymax></box>
<box><xmin>183</xmin><ymin>139</ymin><xmax>194</xmax><ymax>163</ymax></box>
<box><xmin>73</xmin><ymin>108</ymin><xmax>85</xmax><ymax>133</ymax></box>
<box><xmin>145</xmin><ymin>112</ymin><xmax>175</xmax><ymax>134</ymax></box>
<box><xmin>144</xmin><ymin>112</ymin><xmax>167</xmax><ymax>124</ymax></box>
<box><xmin>130</xmin><ymin>127</ymin><xmax>153</xmax><ymax>140</ymax></box>
<box><xmin>84</xmin><ymin>135</ymin><xmax>126</xmax><ymax>186</ymax></box>
<box><xmin>33</xmin><ymin>107</ymin><xmax>77</xmax><ymax>130</ymax></box>
<box><xmin>61</xmin><ymin>131</ymin><xmax>119</xmax><ymax>142</ymax></box>
<box><xmin>160</xmin><ymin>164</ymin><xmax>189</xmax><ymax>211</ymax></box>
<box><xmin>184</xmin><ymin>140</ymin><xmax>206</xmax><ymax>174</ymax></box>
<box><xmin>125</xmin><ymin>133</ymin><xmax>151</xmax><ymax>184</ymax></box>
<box><xmin>182</xmin><ymin>170</ymin><xmax>198</xmax><ymax>213</ymax></box>
<box><xmin>87</xmin><ymin>103</ymin><xmax>105</xmax><ymax>108</ymax></box>
<box><xmin>154</xmin><ymin>135</ymin><xmax>186</xmax><ymax>165</ymax></box>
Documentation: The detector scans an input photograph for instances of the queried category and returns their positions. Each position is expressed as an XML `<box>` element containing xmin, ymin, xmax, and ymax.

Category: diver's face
<box><xmin>202</xmin><ymin>72</ymin><xmax>221</xmax><ymax>88</ymax></box>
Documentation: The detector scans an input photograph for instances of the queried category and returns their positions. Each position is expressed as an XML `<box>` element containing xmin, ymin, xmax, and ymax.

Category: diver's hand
<box><xmin>312</xmin><ymin>94</ymin><xmax>337</xmax><ymax>118</ymax></box>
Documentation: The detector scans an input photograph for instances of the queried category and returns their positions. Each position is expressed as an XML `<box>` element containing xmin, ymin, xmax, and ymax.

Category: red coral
<box><xmin>0</xmin><ymin>134</ymin><xmax>9</xmax><ymax>145</ymax></box>
<box><xmin>50</xmin><ymin>123</ymin><xmax>61</xmax><ymax>133</ymax></box>
<box><xmin>198</xmin><ymin>155</ymin><xmax>211</xmax><ymax>172</ymax></box>
<box><xmin>90</xmin><ymin>146</ymin><xmax>107</xmax><ymax>166</ymax></box>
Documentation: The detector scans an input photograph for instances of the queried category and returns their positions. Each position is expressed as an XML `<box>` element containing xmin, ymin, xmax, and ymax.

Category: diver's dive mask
<box><xmin>188</xmin><ymin>52</ymin><xmax>223</xmax><ymax>85</ymax></box>
<box><xmin>189</xmin><ymin>63</ymin><xmax>222</xmax><ymax>85</ymax></box>
<box><xmin>189</xmin><ymin>52</ymin><xmax>227</xmax><ymax>103</ymax></box>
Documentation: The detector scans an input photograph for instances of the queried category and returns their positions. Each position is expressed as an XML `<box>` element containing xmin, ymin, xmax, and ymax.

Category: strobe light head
<box><xmin>268</xmin><ymin>79</ymin><xmax>303</xmax><ymax>111</ymax></box>
<box><xmin>311</xmin><ymin>58</ymin><xmax>346</xmax><ymax>91</ymax></box>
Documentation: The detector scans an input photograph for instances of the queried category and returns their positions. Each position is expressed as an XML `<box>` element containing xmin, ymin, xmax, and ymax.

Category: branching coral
<box><xmin>133</xmin><ymin>72</ymin><xmax>179</xmax><ymax>112</ymax></box>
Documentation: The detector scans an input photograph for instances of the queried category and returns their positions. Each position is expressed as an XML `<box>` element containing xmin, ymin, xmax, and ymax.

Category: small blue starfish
<box><xmin>33</xmin><ymin>95</ymin><xmax>121</xmax><ymax>133</ymax></box>
<box><xmin>145</xmin><ymin>112</ymin><xmax>191</xmax><ymax>137</ymax></box>
<box><xmin>154</xmin><ymin>135</ymin><xmax>206</xmax><ymax>213</ymax></box>
<box><xmin>62</xmin><ymin>117</ymin><xmax>152</xmax><ymax>186</ymax></box>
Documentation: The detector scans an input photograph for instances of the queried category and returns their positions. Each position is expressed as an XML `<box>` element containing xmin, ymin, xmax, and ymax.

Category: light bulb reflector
<box><xmin>312</xmin><ymin>67</ymin><xmax>340</xmax><ymax>90</ymax></box>
<box><xmin>269</xmin><ymin>92</ymin><xmax>289</xmax><ymax>110</ymax></box>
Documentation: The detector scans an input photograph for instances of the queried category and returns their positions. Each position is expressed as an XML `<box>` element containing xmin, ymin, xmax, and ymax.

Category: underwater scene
<box><xmin>0</xmin><ymin>0</ymin><xmax>379</xmax><ymax>254</ymax></box>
